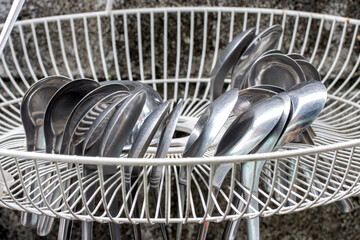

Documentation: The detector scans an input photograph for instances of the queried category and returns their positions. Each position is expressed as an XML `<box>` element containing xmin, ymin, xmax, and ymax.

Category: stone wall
<box><xmin>1</xmin><ymin>0</ymin><xmax>359</xmax><ymax>81</ymax></box>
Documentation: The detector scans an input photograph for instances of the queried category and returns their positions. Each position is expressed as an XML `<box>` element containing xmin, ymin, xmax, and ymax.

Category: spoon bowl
<box><xmin>210</xmin><ymin>28</ymin><xmax>256</xmax><ymax>100</ymax></box>
<box><xmin>246</xmin><ymin>53</ymin><xmax>306</xmax><ymax>90</ymax></box>
<box><xmin>231</xmin><ymin>25</ymin><xmax>283</xmax><ymax>90</ymax></box>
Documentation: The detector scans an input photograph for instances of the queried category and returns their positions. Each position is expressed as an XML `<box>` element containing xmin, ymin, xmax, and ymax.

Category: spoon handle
<box><xmin>21</xmin><ymin>150</ymin><xmax>39</xmax><ymax>227</ymax></box>
<box><xmin>21</xmin><ymin>128</ymin><xmax>45</xmax><ymax>227</ymax></box>
<box><xmin>222</xmin><ymin>161</ymin><xmax>264</xmax><ymax>240</ymax></box>
<box><xmin>57</xmin><ymin>165</ymin><xmax>81</xmax><ymax>240</ymax></box>
<box><xmin>80</xmin><ymin>167</ymin><xmax>96</xmax><ymax>240</ymax></box>
<box><xmin>176</xmin><ymin>168</ymin><xmax>188</xmax><ymax>240</ymax></box>
<box><xmin>196</xmin><ymin>187</ymin><xmax>220</xmax><ymax>240</ymax></box>
<box><xmin>125</xmin><ymin>179</ymin><xmax>142</xmax><ymax>240</ymax></box>
<box><xmin>175</xmin><ymin>183</ymin><xmax>186</xmax><ymax>240</ymax></box>
<box><xmin>222</xmin><ymin>191</ymin><xmax>260</xmax><ymax>240</ymax></box>
<box><xmin>150</xmin><ymin>167</ymin><xmax>170</xmax><ymax>240</ymax></box>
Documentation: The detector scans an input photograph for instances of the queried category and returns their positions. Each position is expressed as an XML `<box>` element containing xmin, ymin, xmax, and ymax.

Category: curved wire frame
<box><xmin>0</xmin><ymin>7</ymin><xmax>359</xmax><ymax>224</ymax></box>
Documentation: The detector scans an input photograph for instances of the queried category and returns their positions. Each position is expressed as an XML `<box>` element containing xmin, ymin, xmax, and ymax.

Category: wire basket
<box><xmin>0</xmin><ymin>4</ymin><xmax>360</xmax><ymax>227</ymax></box>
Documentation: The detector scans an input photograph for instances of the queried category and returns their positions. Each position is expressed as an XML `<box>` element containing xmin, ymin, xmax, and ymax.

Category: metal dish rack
<box><xmin>0</xmin><ymin>1</ymin><xmax>360</xmax><ymax>227</ymax></box>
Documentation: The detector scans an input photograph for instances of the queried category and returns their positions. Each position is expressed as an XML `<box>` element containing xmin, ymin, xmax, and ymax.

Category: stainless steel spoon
<box><xmin>250</xmin><ymin>83</ymin><xmax>351</xmax><ymax>212</ymax></box>
<box><xmin>99</xmin><ymin>91</ymin><xmax>147</xmax><ymax>240</ymax></box>
<box><xmin>239</xmin><ymin>81</ymin><xmax>327</xmax><ymax>240</ymax></box>
<box><xmin>231</xmin><ymin>25</ymin><xmax>283</xmax><ymax>90</ymax></box>
<box><xmin>196</xmin><ymin>95</ymin><xmax>285</xmax><ymax>240</ymax></box>
<box><xmin>150</xmin><ymin>100</ymin><xmax>184</xmax><ymax>240</ymax></box>
<box><xmin>20</xmin><ymin>75</ymin><xmax>70</xmax><ymax>227</ymax></box>
<box><xmin>43</xmin><ymin>79</ymin><xmax>99</xmax><ymax>154</ymax></box>
<box><xmin>245</xmin><ymin>53</ymin><xmax>306</xmax><ymax>90</ymax></box>
<box><xmin>177</xmin><ymin>89</ymin><xmax>239</xmax><ymax>240</ymax></box>
<box><xmin>101</xmin><ymin>80</ymin><xmax>163</xmax><ymax>148</ymax></box>
<box><xmin>295</xmin><ymin>59</ymin><xmax>321</xmax><ymax>81</ymax></box>
<box><xmin>222</xmin><ymin>93</ymin><xmax>291</xmax><ymax>240</ymax></box>
<box><xmin>57</xmin><ymin>87</ymin><xmax>130</xmax><ymax>240</ymax></box>
<box><xmin>81</xmin><ymin>95</ymin><xmax>131</xmax><ymax>240</ymax></box>
<box><xmin>37</xmin><ymin>79</ymin><xmax>99</xmax><ymax>236</ymax></box>
<box><xmin>60</xmin><ymin>84</ymin><xmax>130</xmax><ymax>155</ymax></box>
<box><xmin>250</xmin><ymin>84</ymin><xmax>316</xmax><ymax>138</ymax></box>
<box><xmin>125</xmin><ymin>100</ymin><xmax>172</xmax><ymax>240</ymax></box>
<box><xmin>277</xmin><ymin>81</ymin><xmax>326</xmax><ymax>145</ymax></box>
<box><xmin>210</xmin><ymin>28</ymin><xmax>256</xmax><ymax>101</ymax></box>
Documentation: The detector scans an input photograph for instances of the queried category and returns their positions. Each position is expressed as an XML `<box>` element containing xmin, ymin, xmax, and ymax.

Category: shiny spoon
<box><xmin>37</xmin><ymin>79</ymin><xmax>99</xmax><ymax>236</ymax></box>
<box><xmin>150</xmin><ymin>100</ymin><xmax>184</xmax><ymax>240</ymax></box>
<box><xmin>196</xmin><ymin>95</ymin><xmax>285</xmax><ymax>240</ymax></box>
<box><xmin>101</xmin><ymin>80</ymin><xmax>163</xmax><ymax>148</ymax></box>
<box><xmin>222</xmin><ymin>93</ymin><xmax>291</xmax><ymax>240</ymax></box>
<box><xmin>231</xmin><ymin>25</ymin><xmax>283</xmax><ymax>90</ymax></box>
<box><xmin>250</xmin><ymin>83</ymin><xmax>351</xmax><ymax>213</ymax></box>
<box><xmin>177</xmin><ymin>89</ymin><xmax>239</xmax><ymax>240</ymax></box>
<box><xmin>81</xmin><ymin>95</ymin><xmax>131</xmax><ymax>240</ymax></box>
<box><xmin>57</xmin><ymin>87</ymin><xmax>130</xmax><ymax>240</ymax></box>
<box><xmin>99</xmin><ymin>91</ymin><xmax>147</xmax><ymax>240</ymax></box>
<box><xmin>245</xmin><ymin>53</ymin><xmax>306</xmax><ymax>90</ymax></box>
<box><xmin>210</xmin><ymin>28</ymin><xmax>256</xmax><ymax>101</ymax></box>
<box><xmin>125</xmin><ymin>100</ymin><xmax>172</xmax><ymax>240</ymax></box>
<box><xmin>239</xmin><ymin>81</ymin><xmax>328</xmax><ymax>240</ymax></box>
<box><xmin>20</xmin><ymin>75</ymin><xmax>70</xmax><ymax>228</ymax></box>
<box><xmin>60</xmin><ymin>84</ymin><xmax>129</xmax><ymax>155</ymax></box>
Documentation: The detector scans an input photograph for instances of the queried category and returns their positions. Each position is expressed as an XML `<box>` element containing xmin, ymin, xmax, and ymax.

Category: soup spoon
<box><xmin>210</xmin><ymin>28</ymin><xmax>255</xmax><ymax>101</ymax></box>
<box><xmin>57</xmin><ymin>88</ymin><xmax>129</xmax><ymax>240</ymax></box>
<box><xmin>81</xmin><ymin>95</ymin><xmax>131</xmax><ymax>240</ymax></box>
<box><xmin>125</xmin><ymin>100</ymin><xmax>172</xmax><ymax>240</ymax></box>
<box><xmin>176</xmin><ymin>89</ymin><xmax>239</xmax><ymax>239</ymax></box>
<box><xmin>37</xmin><ymin>79</ymin><xmax>99</xmax><ymax>236</ymax></box>
<box><xmin>20</xmin><ymin>75</ymin><xmax>70</xmax><ymax>227</ymax></box>
<box><xmin>98</xmin><ymin>91</ymin><xmax>147</xmax><ymax>240</ymax></box>
<box><xmin>150</xmin><ymin>100</ymin><xmax>184</xmax><ymax>240</ymax></box>
<box><xmin>196</xmin><ymin>95</ymin><xmax>285</xmax><ymax>240</ymax></box>
<box><xmin>231</xmin><ymin>25</ymin><xmax>283</xmax><ymax>90</ymax></box>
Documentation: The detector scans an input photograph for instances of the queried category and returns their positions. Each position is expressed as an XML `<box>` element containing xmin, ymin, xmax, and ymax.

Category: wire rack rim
<box><xmin>1</xmin><ymin>6</ymin><xmax>359</xmax><ymax>28</ymax></box>
<box><xmin>1</xmin><ymin>139</ymin><xmax>359</xmax><ymax>166</ymax></box>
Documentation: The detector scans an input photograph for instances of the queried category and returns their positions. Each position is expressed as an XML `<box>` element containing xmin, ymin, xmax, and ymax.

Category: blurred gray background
<box><xmin>1</xmin><ymin>0</ymin><xmax>360</xmax><ymax>239</ymax></box>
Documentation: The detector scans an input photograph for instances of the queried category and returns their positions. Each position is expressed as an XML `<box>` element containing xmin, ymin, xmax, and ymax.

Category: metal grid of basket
<box><xmin>0</xmin><ymin>3</ymin><xmax>359</xmax><ymax>226</ymax></box>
